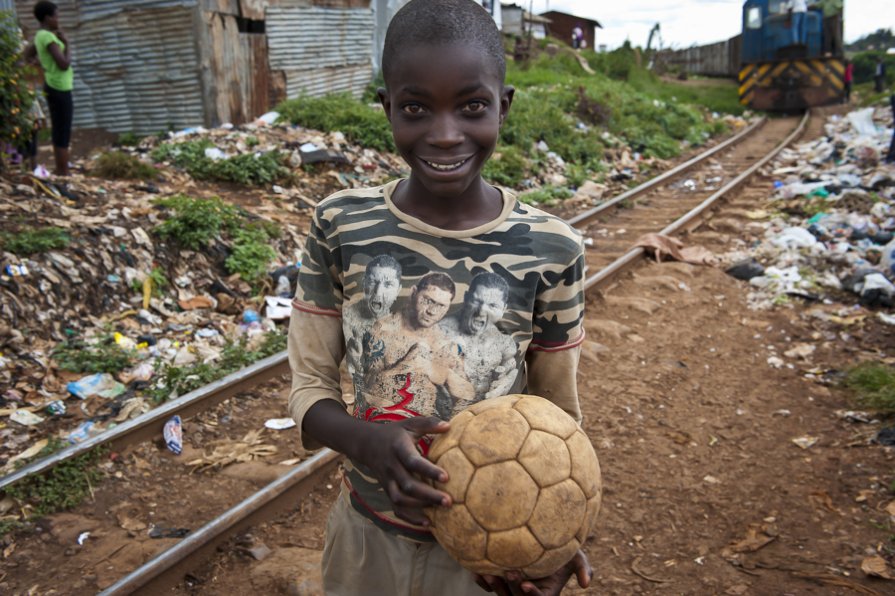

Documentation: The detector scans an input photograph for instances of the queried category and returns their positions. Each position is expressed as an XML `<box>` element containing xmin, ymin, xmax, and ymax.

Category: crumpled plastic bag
<box><xmin>67</xmin><ymin>373</ymin><xmax>126</xmax><ymax>399</ymax></box>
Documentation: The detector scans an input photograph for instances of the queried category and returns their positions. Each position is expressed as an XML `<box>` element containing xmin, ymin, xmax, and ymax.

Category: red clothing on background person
<box><xmin>844</xmin><ymin>61</ymin><xmax>853</xmax><ymax>103</ymax></box>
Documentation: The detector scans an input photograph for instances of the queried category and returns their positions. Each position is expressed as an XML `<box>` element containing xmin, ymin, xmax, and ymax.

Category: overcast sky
<box><xmin>524</xmin><ymin>1</ymin><xmax>891</xmax><ymax>50</ymax></box>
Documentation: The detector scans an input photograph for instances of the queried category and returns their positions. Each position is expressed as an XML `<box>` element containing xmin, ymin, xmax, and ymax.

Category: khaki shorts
<box><xmin>322</xmin><ymin>490</ymin><xmax>489</xmax><ymax>595</ymax></box>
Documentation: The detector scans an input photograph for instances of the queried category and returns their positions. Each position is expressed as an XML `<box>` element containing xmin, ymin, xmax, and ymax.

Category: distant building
<box><xmin>539</xmin><ymin>10</ymin><xmax>602</xmax><ymax>51</ymax></box>
<box><xmin>501</xmin><ymin>3</ymin><xmax>550</xmax><ymax>39</ymax></box>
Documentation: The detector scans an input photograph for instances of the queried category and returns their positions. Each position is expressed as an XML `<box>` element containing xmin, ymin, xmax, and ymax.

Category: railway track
<box><xmin>1</xmin><ymin>112</ymin><xmax>810</xmax><ymax>594</ymax></box>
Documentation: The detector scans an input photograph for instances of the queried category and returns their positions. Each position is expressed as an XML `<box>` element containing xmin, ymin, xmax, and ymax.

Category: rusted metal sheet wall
<box><xmin>267</xmin><ymin>5</ymin><xmax>374</xmax><ymax>99</ymax></box>
<box><xmin>662</xmin><ymin>36</ymin><xmax>741</xmax><ymax>78</ymax></box>
<box><xmin>16</xmin><ymin>0</ymin><xmax>205</xmax><ymax>134</ymax></box>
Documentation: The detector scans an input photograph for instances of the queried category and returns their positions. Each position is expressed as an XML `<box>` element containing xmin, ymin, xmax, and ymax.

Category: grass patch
<box><xmin>115</xmin><ymin>132</ymin><xmax>144</xmax><ymax>147</ymax></box>
<box><xmin>0</xmin><ymin>226</ymin><xmax>69</xmax><ymax>255</ymax></box>
<box><xmin>226</xmin><ymin>226</ymin><xmax>278</xmax><ymax>282</ymax></box>
<box><xmin>4</xmin><ymin>438</ymin><xmax>107</xmax><ymax>520</ymax></box>
<box><xmin>91</xmin><ymin>150</ymin><xmax>158</xmax><ymax>180</ymax></box>
<box><xmin>52</xmin><ymin>334</ymin><xmax>136</xmax><ymax>374</ymax></box>
<box><xmin>845</xmin><ymin>362</ymin><xmax>895</xmax><ymax>414</ymax></box>
<box><xmin>151</xmin><ymin>140</ymin><xmax>288</xmax><ymax>186</ymax></box>
<box><xmin>154</xmin><ymin>195</ymin><xmax>241</xmax><ymax>250</ymax></box>
<box><xmin>518</xmin><ymin>185</ymin><xmax>574</xmax><ymax>206</ymax></box>
<box><xmin>276</xmin><ymin>93</ymin><xmax>395</xmax><ymax>152</ymax></box>
<box><xmin>149</xmin><ymin>331</ymin><xmax>287</xmax><ymax>403</ymax></box>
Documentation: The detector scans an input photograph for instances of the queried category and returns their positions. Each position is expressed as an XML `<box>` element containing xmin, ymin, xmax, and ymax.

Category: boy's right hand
<box><xmin>356</xmin><ymin>416</ymin><xmax>452</xmax><ymax>526</ymax></box>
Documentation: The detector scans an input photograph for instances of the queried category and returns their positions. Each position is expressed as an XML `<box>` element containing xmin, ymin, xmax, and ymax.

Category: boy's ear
<box><xmin>377</xmin><ymin>87</ymin><xmax>392</xmax><ymax>122</ymax></box>
<box><xmin>499</xmin><ymin>85</ymin><xmax>515</xmax><ymax>127</ymax></box>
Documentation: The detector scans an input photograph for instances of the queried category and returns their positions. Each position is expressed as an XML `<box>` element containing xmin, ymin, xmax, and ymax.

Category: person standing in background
<box><xmin>843</xmin><ymin>59</ymin><xmax>853</xmax><ymax>104</ymax></box>
<box><xmin>789</xmin><ymin>0</ymin><xmax>807</xmax><ymax>45</ymax></box>
<box><xmin>875</xmin><ymin>58</ymin><xmax>887</xmax><ymax>94</ymax></box>
<box><xmin>27</xmin><ymin>1</ymin><xmax>73</xmax><ymax>177</ymax></box>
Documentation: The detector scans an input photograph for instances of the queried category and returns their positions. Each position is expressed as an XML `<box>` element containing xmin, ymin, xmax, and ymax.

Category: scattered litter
<box><xmin>164</xmin><ymin>415</ymin><xmax>183</xmax><ymax>455</ymax></box>
<box><xmin>9</xmin><ymin>409</ymin><xmax>45</xmax><ymax>426</ymax></box>
<box><xmin>77</xmin><ymin>532</ymin><xmax>90</xmax><ymax>545</ymax></box>
<box><xmin>264</xmin><ymin>296</ymin><xmax>292</xmax><ymax>320</ymax></box>
<box><xmin>264</xmin><ymin>417</ymin><xmax>297</xmax><ymax>430</ymax></box>
<box><xmin>149</xmin><ymin>526</ymin><xmax>190</xmax><ymax>539</ymax></box>
<box><xmin>792</xmin><ymin>435</ymin><xmax>819</xmax><ymax>449</ymax></box>
<box><xmin>67</xmin><ymin>373</ymin><xmax>126</xmax><ymax>399</ymax></box>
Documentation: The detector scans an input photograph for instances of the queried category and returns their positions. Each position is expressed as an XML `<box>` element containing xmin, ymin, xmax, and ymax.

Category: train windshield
<box><xmin>745</xmin><ymin>6</ymin><xmax>762</xmax><ymax>29</ymax></box>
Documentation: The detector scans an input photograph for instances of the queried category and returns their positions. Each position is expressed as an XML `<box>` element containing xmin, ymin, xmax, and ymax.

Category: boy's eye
<box><xmin>463</xmin><ymin>100</ymin><xmax>487</xmax><ymax>113</ymax></box>
<box><xmin>401</xmin><ymin>104</ymin><xmax>425</xmax><ymax>115</ymax></box>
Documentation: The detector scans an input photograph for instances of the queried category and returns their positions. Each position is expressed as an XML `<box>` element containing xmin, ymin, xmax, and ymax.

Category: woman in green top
<box><xmin>28</xmin><ymin>1</ymin><xmax>73</xmax><ymax>177</ymax></box>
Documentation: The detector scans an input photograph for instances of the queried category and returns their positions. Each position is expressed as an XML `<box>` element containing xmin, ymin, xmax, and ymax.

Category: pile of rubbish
<box><xmin>721</xmin><ymin>105</ymin><xmax>894</xmax><ymax>317</ymax></box>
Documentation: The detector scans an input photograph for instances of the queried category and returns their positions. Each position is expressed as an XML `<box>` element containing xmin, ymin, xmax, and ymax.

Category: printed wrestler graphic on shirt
<box><xmin>439</xmin><ymin>272</ymin><xmax>518</xmax><ymax>407</ymax></box>
<box><xmin>349</xmin><ymin>269</ymin><xmax>520</xmax><ymax>421</ymax></box>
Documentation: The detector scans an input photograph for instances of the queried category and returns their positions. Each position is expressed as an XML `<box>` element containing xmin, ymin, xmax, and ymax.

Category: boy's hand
<box><xmin>357</xmin><ymin>416</ymin><xmax>451</xmax><ymax>526</ymax></box>
<box><xmin>56</xmin><ymin>29</ymin><xmax>68</xmax><ymax>43</ymax></box>
<box><xmin>474</xmin><ymin>550</ymin><xmax>592</xmax><ymax>596</ymax></box>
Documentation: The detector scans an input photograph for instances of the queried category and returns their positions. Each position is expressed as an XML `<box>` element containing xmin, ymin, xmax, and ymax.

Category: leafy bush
<box><xmin>483</xmin><ymin>145</ymin><xmax>527</xmax><ymax>187</ymax></box>
<box><xmin>851</xmin><ymin>50</ymin><xmax>895</xmax><ymax>86</ymax></box>
<box><xmin>0</xmin><ymin>226</ymin><xmax>69</xmax><ymax>255</ymax></box>
<box><xmin>91</xmin><ymin>150</ymin><xmax>158</xmax><ymax>180</ymax></box>
<box><xmin>276</xmin><ymin>93</ymin><xmax>395</xmax><ymax>152</ymax></box>
<box><xmin>52</xmin><ymin>335</ymin><xmax>135</xmax><ymax>374</ymax></box>
<box><xmin>154</xmin><ymin>194</ymin><xmax>241</xmax><ymax>249</ymax></box>
<box><xmin>151</xmin><ymin>140</ymin><xmax>288</xmax><ymax>186</ymax></box>
<box><xmin>0</xmin><ymin>11</ymin><xmax>35</xmax><ymax>171</ymax></box>
<box><xmin>226</xmin><ymin>226</ymin><xmax>277</xmax><ymax>281</ymax></box>
<box><xmin>116</xmin><ymin>132</ymin><xmax>143</xmax><ymax>147</ymax></box>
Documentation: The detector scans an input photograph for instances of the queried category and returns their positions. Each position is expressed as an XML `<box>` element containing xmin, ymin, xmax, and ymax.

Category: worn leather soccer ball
<box><xmin>425</xmin><ymin>394</ymin><xmax>601</xmax><ymax>578</ymax></box>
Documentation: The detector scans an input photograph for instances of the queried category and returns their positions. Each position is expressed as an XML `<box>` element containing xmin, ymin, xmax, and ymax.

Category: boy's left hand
<box><xmin>474</xmin><ymin>549</ymin><xmax>592</xmax><ymax>596</ymax></box>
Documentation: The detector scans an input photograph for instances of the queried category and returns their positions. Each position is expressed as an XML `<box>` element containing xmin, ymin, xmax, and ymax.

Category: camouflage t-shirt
<box><xmin>288</xmin><ymin>179</ymin><xmax>585</xmax><ymax>540</ymax></box>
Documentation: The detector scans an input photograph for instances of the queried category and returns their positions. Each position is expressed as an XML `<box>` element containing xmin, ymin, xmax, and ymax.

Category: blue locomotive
<box><xmin>739</xmin><ymin>0</ymin><xmax>845</xmax><ymax>110</ymax></box>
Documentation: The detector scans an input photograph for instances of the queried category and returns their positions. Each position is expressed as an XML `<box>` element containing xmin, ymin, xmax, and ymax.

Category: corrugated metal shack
<box><xmin>539</xmin><ymin>10</ymin><xmax>601</xmax><ymax>51</ymax></box>
<box><xmin>659</xmin><ymin>36</ymin><xmax>742</xmax><ymax>78</ymax></box>
<box><xmin>16</xmin><ymin>0</ymin><xmax>374</xmax><ymax>134</ymax></box>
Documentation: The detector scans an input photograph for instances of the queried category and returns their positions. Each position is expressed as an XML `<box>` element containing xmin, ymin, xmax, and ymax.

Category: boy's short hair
<box><xmin>382</xmin><ymin>0</ymin><xmax>506</xmax><ymax>83</ymax></box>
<box><xmin>33</xmin><ymin>1</ymin><xmax>57</xmax><ymax>23</ymax></box>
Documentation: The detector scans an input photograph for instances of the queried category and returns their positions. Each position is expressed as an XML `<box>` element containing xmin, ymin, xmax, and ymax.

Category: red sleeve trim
<box><xmin>291</xmin><ymin>298</ymin><xmax>341</xmax><ymax>318</ymax></box>
<box><xmin>529</xmin><ymin>328</ymin><xmax>586</xmax><ymax>353</ymax></box>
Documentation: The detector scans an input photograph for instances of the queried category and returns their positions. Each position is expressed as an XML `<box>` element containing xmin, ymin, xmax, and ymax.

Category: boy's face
<box><xmin>379</xmin><ymin>42</ymin><xmax>513</xmax><ymax>201</ymax></box>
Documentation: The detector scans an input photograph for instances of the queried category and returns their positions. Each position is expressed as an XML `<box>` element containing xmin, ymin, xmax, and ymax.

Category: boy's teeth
<box><xmin>426</xmin><ymin>159</ymin><xmax>466</xmax><ymax>171</ymax></box>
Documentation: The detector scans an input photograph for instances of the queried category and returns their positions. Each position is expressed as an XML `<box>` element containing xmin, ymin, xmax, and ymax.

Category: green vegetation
<box><xmin>149</xmin><ymin>331</ymin><xmax>287</xmax><ymax>403</ymax></box>
<box><xmin>226</xmin><ymin>226</ymin><xmax>278</xmax><ymax>281</ymax></box>
<box><xmin>846</xmin><ymin>28</ymin><xmax>894</xmax><ymax>53</ymax></box>
<box><xmin>5</xmin><ymin>439</ymin><xmax>107</xmax><ymax>520</ymax></box>
<box><xmin>115</xmin><ymin>132</ymin><xmax>144</xmax><ymax>147</ymax></box>
<box><xmin>0</xmin><ymin>226</ymin><xmax>70</xmax><ymax>255</ymax></box>
<box><xmin>151</xmin><ymin>139</ymin><xmax>288</xmax><ymax>186</ymax></box>
<box><xmin>482</xmin><ymin>146</ymin><xmax>527</xmax><ymax>187</ymax></box>
<box><xmin>130</xmin><ymin>266</ymin><xmax>169</xmax><ymax>297</ymax></box>
<box><xmin>518</xmin><ymin>186</ymin><xmax>574</xmax><ymax>206</ymax></box>
<box><xmin>154</xmin><ymin>194</ymin><xmax>240</xmax><ymax>250</ymax></box>
<box><xmin>851</xmin><ymin>50</ymin><xmax>895</xmax><ymax>87</ymax></box>
<box><xmin>277</xmin><ymin>93</ymin><xmax>395</xmax><ymax>152</ymax></box>
<box><xmin>52</xmin><ymin>334</ymin><xmax>136</xmax><ymax>374</ymax></box>
<box><xmin>91</xmin><ymin>150</ymin><xmax>158</xmax><ymax>180</ymax></box>
<box><xmin>0</xmin><ymin>11</ymin><xmax>35</xmax><ymax>172</ymax></box>
<box><xmin>845</xmin><ymin>362</ymin><xmax>895</xmax><ymax>414</ymax></box>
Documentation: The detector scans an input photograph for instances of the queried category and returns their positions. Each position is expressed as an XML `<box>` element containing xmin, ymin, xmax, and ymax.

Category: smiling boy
<box><xmin>287</xmin><ymin>1</ymin><xmax>592</xmax><ymax>594</ymax></box>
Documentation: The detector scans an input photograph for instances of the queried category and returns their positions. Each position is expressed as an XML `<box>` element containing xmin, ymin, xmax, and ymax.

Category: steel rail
<box><xmin>583</xmin><ymin>111</ymin><xmax>810</xmax><ymax>291</ymax></box>
<box><xmin>98</xmin><ymin>448</ymin><xmax>341</xmax><ymax>595</ymax></box>
<box><xmin>567</xmin><ymin>116</ymin><xmax>766</xmax><ymax>228</ymax></box>
<box><xmin>0</xmin><ymin>351</ymin><xmax>289</xmax><ymax>492</ymax></box>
